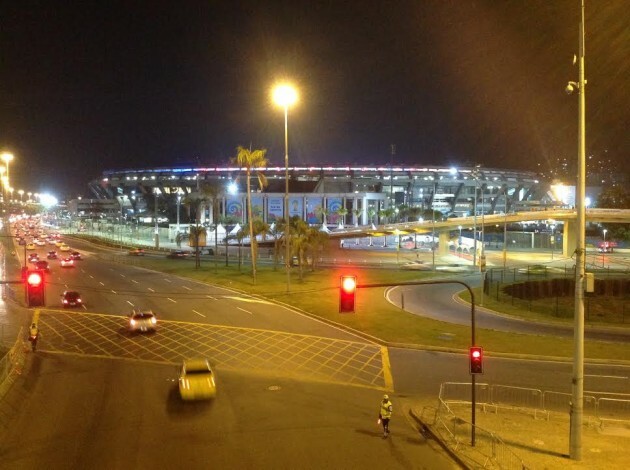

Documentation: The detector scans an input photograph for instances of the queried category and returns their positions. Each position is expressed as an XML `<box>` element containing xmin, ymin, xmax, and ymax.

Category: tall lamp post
<box><xmin>1</xmin><ymin>153</ymin><xmax>13</xmax><ymax>204</ymax></box>
<box><xmin>602</xmin><ymin>228</ymin><xmax>607</xmax><ymax>267</ymax></box>
<box><xmin>18</xmin><ymin>189</ymin><xmax>24</xmax><ymax>204</ymax></box>
<box><xmin>273</xmin><ymin>83</ymin><xmax>298</xmax><ymax>293</ymax></box>
<box><xmin>566</xmin><ymin>0</ymin><xmax>586</xmax><ymax>460</ymax></box>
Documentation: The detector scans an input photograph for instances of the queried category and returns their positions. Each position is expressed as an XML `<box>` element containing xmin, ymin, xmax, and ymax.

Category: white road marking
<box><xmin>126</xmin><ymin>300</ymin><xmax>134</xmax><ymax>306</ymax></box>
<box><xmin>237</xmin><ymin>307</ymin><xmax>252</xmax><ymax>315</ymax></box>
<box><xmin>164</xmin><ymin>279</ymin><xmax>172</xmax><ymax>283</ymax></box>
<box><xmin>131</xmin><ymin>280</ymin><xmax>139</xmax><ymax>284</ymax></box>
<box><xmin>206</xmin><ymin>295</ymin><xmax>217</xmax><ymax>300</ymax></box>
<box><xmin>192</xmin><ymin>310</ymin><xmax>206</xmax><ymax>317</ymax></box>
<box><xmin>120</xmin><ymin>274</ymin><xmax>126</xmax><ymax>278</ymax></box>
<box><xmin>585</xmin><ymin>374</ymin><xmax>628</xmax><ymax>380</ymax></box>
<box><xmin>223</xmin><ymin>295</ymin><xmax>273</xmax><ymax>305</ymax></box>
<box><xmin>167</xmin><ymin>298</ymin><xmax>176</xmax><ymax>303</ymax></box>
<box><xmin>89</xmin><ymin>275</ymin><xmax>94</xmax><ymax>279</ymax></box>
<box><xmin>99</xmin><ymin>282</ymin><xmax>105</xmax><ymax>286</ymax></box>
<box><xmin>111</xmin><ymin>290</ymin><xmax>117</xmax><ymax>294</ymax></box>
<box><xmin>181</xmin><ymin>286</ymin><xmax>192</xmax><ymax>290</ymax></box>
<box><xmin>147</xmin><ymin>288</ymin><xmax>155</xmax><ymax>292</ymax></box>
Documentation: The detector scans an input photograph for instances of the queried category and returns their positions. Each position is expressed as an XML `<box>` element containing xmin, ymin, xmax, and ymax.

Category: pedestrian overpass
<box><xmin>328</xmin><ymin>208</ymin><xmax>630</xmax><ymax>258</ymax></box>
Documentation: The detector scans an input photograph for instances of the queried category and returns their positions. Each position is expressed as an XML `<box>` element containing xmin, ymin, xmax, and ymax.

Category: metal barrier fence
<box><xmin>0</xmin><ymin>328</ymin><xmax>26</xmax><ymax>400</ymax></box>
<box><xmin>597</xmin><ymin>398</ymin><xmax>630</xmax><ymax>425</ymax></box>
<box><xmin>440</xmin><ymin>382</ymin><xmax>629</xmax><ymax>427</ymax></box>
<box><xmin>434</xmin><ymin>398</ymin><xmax>528</xmax><ymax>470</ymax></box>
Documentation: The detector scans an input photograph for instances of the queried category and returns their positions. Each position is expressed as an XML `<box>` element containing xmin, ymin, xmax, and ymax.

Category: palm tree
<box><xmin>232</xmin><ymin>146</ymin><xmax>268</xmax><ymax>284</ymax></box>
<box><xmin>367</xmin><ymin>207</ymin><xmax>377</xmax><ymax>226</ymax></box>
<box><xmin>336</xmin><ymin>207</ymin><xmax>348</xmax><ymax>228</ymax></box>
<box><xmin>189</xmin><ymin>225</ymin><xmax>206</xmax><ymax>269</ymax></box>
<box><xmin>352</xmin><ymin>209</ymin><xmax>362</xmax><ymax>227</ymax></box>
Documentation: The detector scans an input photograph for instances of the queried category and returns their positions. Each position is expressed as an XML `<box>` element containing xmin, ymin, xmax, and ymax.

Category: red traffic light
<box><xmin>469</xmin><ymin>346</ymin><xmax>483</xmax><ymax>374</ymax></box>
<box><xmin>339</xmin><ymin>275</ymin><xmax>357</xmax><ymax>313</ymax></box>
<box><xmin>27</xmin><ymin>272</ymin><xmax>43</xmax><ymax>286</ymax></box>
<box><xmin>341</xmin><ymin>276</ymin><xmax>356</xmax><ymax>293</ymax></box>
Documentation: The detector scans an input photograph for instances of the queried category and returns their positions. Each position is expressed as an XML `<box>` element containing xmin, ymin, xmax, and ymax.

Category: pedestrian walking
<box><xmin>378</xmin><ymin>394</ymin><xmax>393</xmax><ymax>438</ymax></box>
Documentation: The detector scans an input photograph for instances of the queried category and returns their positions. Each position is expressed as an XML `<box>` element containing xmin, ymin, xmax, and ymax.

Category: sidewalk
<box><xmin>408</xmin><ymin>397</ymin><xmax>629</xmax><ymax>469</ymax></box>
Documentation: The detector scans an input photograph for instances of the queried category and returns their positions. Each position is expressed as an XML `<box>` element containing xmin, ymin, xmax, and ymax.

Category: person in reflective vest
<box><xmin>378</xmin><ymin>394</ymin><xmax>393</xmax><ymax>438</ymax></box>
<box><xmin>28</xmin><ymin>323</ymin><xmax>39</xmax><ymax>351</ymax></box>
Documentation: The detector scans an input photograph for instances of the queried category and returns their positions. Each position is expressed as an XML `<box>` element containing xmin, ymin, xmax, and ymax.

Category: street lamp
<box><xmin>566</xmin><ymin>0</ymin><xmax>587</xmax><ymax>460</ymax></box>
<box><xmin>18</xmin><ymin>189</ymin><xmax>24</xmax><ymax>204</ymax></box>
<box><xmin>273</xmin><ymin>83</ymin><xmax>298</xmax><ymax>293</ymax></box>
<box><xmin>550</xmin><ymin>222</ymin><xmax>556</xmax><ymax>260</ymax></box>
<box><xmin>177</xmin><ymin>194</ymin><xmax>182</xmax><ymax>234</ymax></box>
<box><xmin>1</xmin><ymin>152</ymin><xmax>13</xmax><ymax>188</ymax></box>
<box><xmin>602</xmin><ymin>228</ymin><xmax>608</xmax><ymax>267</ymax></box>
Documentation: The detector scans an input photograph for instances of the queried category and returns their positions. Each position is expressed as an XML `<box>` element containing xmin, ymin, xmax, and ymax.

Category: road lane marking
<box><xmin>224</xmin><ymin>295</ymin><xmax>273</xmax><ymax>305</ymax></box>
<box><xmin>163</xmin><ymin>279</ymin><xmax>172</xmax><ymax>283</ymax></box>
<box><xmin>126</xmin><ymin>300</ymin><xmax>134</xmax><ymax>306</ymax></box>
<box><xmin>99</xmin><ymin>282</ymin><xmax>105</xmax><ymax>286</ymax></box>
<box><xmin>585</xmin><ymin>374</ymin><xmax>628</xmax><ymax>380</ymax></box>
<box><xmin>89</xmin><ymin>275</ymin><xmax>94</xmax><ymax>279</ymax></box>
<box><xmin>131</xmin><ymin>280</ymin><xmax>139</xmax><ymax>284</ymax></box>
<box><xmin>192</xmin><ymin>309</ymin><xmax>206</xmax><ymax>317</ymax></box>
<box><xmin>181</xmin><ymin>286</ymin><xmax>192</xmax><ymax>290</ymax></box>
<box><xmin>120</xmin><ymin>274</ymin><xmax>126</xmax><ymax>278</ymax></box>
<box><xmin>167</xmin><ymin>298</ymin><xmax>176</xmax><ymax>303</ymax></box>
<box><xmin>206</xmin><ymin>295</ymin><xmax>217</xmax><ymax>300</ymax></box>
<box><xmin>148</xmin><ymin>288</ymin><xmax>155</xmax><ymax>292</ymax></box>
<box><xmin>111</xmin><ymin>290</ymin><xmax>117</xmax><ymax>294</ymax></box>
<box><xmin>237</xmin><ymin>307</ymin><xmax>252</xmax><ymax>315</ymax></box>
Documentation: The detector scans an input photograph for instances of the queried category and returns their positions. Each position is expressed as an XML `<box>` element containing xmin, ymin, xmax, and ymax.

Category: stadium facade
<box><xmin>85</xmin><ymin>165</ymin><xmax>554</xmax><ymax>225</ymax></box>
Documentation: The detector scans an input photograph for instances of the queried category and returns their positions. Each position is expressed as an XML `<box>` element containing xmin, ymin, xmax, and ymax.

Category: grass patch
<box><xmin>119</xmin><ymin>255</ymin><xmax>630</xmax><ymax>361</ymax></box>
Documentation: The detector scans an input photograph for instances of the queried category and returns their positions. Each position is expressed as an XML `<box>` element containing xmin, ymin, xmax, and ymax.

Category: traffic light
<box><xmin>339</xmin><ymin>275</ymin><xmax>357</xmax><ymax>313</ymax></box>
<box><xmin>469</xmin><ymin>346</ymin><xmax>483</xmax><ymax>374</ymax></box>
<box><xmin>26</xmin><ymin>270</ymin><xmax>46</xmax><ymax>307</ymax></box>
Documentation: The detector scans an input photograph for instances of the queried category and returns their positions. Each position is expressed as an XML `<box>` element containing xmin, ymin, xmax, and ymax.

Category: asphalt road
<box><xmin>387</xmin><ymin>271</ymin><xmax>630</xmax><ymax>343</ymax></box>
<box><xmin>0</xmin><ymin>355</ymin><xmax>456</xmax><ymax>470</ymax></box>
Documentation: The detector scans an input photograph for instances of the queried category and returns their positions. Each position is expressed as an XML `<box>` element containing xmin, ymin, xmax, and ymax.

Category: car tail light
<box><xmin>63</xmin><ymin>299</ymin><xmax>68</xmax><ymax>304</ymax></box>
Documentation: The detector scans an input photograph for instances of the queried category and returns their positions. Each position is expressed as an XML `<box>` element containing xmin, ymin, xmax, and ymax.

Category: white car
<box><xmin>179</xmin><ymin>358</ymin><xmax>217</xmax><ymax>400</ymax></box>
<box><xmin>60</xmin><ymin>257</ymin><xmax>74</xmax><ymax>267</ymax></box>
<box><xmin>127</xmin><ymin>309</ymin><xmax>157</xmax><ymax>333</ymax></box>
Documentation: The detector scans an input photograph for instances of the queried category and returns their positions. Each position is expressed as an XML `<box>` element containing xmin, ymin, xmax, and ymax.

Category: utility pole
<box><xmin>569</xmin><ymin>0</ymin><xmax>587</xmax><ymax>460</ymax></box>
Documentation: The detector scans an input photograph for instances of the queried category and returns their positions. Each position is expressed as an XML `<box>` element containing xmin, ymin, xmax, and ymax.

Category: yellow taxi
<box><xmin>54</xmin><ymin>240</ymin><xmax>64</xmax><ymax>247</ymax></box>
<box><xmin>178</xmin><ymin>358</ymin><xmax>217</xmax><ymax>401</ymax></box>
<box><xmin>26</xmin><ymin>243</ymin><xmax>36</xmax><ymax>250</ymax></box>
<box><xmin>59</xmin><ymin>243</ymin><xmax>70</xmax><ymax>252</ymax></box>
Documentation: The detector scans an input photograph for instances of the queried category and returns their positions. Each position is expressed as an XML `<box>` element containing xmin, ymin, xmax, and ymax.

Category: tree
<box><xmin>189</xmin><ymin>226</ymin><xmax>206</xmax><ymax>269</ymax></box>
<box><xmin>352</xmin><ymin>208</ymin><xmax>362</xmax><ymax>226</ymax></box>
<box><xmin>336</xmin><ymin>207</ymin><xmax>348</xmax><ymax>228</ymax></box>
<box><xmin>232</xmin><ymin>146</ymin><xmax>268</xmax><ymax>284</ymax></box>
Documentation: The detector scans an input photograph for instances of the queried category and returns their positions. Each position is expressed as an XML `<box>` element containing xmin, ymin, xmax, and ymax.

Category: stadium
<box><xmin>83</xmin><ymin>165</ymin><xmax>555</xmax><ymax>226</ymax></box>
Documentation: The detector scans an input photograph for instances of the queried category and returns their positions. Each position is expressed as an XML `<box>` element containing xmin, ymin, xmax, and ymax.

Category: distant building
<box><xmin>88</xmin><ymin>165</ymin><xmax>556</xmax><ymax>226</ymax></box>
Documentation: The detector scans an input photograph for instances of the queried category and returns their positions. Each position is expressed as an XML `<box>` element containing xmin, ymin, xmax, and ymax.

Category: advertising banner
<box><xmin>226</xmin><ymin>198</ymin><xmax>243</xmax><ymax>220</ymax></box>
<box><xmin>306</xmin><ymin>198</ymin><xmax>323</xmax><ymax>224</ymax></box>
<box><xmin>327</xmin><ymin>197</ymin><xmax>342</xmax><ymax>224</ymax></box>
<box><xmin>288</xmin><ymin>197</ymin><xmax>303</xmax><ymax>219</ymax></box>
<box><xmin>267</xmin><ymin>197</ymin><xmax>284</xmax><ymax>222</ymax></box>
<box><xmin>251</xmin><ymin>196</ymin><xmax>263</xmax><ymax>219</ymax></box>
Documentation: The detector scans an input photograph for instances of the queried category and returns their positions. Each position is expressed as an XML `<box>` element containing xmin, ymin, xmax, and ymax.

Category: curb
<box><xmin>407</xmin><ymin>408</ymin><xmax>469</xmax><ymax>469</ymax></box>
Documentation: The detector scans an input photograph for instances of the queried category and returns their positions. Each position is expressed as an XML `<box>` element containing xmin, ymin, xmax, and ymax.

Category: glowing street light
<box><xmin>273</xmin><ymin>82</ymin><xmax>298</xmax><ymax>293</ymax></box>
<box><xmin>1</xmin><ymin>152</ymin><xmax>13</xmax><ymax>186</ymax></box>
<box><xmin>18</xmin><ymin>189</ymin><xmax>24</xmax><ymax>204</ymax></box>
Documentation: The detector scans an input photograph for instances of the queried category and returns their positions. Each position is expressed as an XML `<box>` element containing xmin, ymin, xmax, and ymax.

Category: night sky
<box><xmin>0</xmin><ymin>1</ymin><xmax>628</xmax><ymax>198</ymax></box>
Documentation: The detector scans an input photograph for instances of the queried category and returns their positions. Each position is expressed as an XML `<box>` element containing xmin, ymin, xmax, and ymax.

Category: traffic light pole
<box><xmin>356</xmin><ymin>279</ymin><xmax>478</xmax><ymax>446</ymax></box>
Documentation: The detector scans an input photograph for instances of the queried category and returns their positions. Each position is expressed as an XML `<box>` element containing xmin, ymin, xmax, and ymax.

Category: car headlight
<box><xmin>130</xmin><ymin>319</ymin><xmax>136</xmax><ymax>326</ymax></box>
<box><xmin>151</xmin><ymin>317</ymin><xmax>157</xmax><ymax>324</ymax></box>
